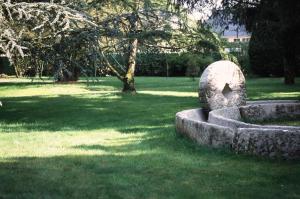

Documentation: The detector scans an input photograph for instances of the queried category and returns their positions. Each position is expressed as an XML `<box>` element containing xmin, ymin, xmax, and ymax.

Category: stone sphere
<box><xmin>199</xmin><ymin>60</ymin><xmax>246</xmax><ymax>111</ymax></box>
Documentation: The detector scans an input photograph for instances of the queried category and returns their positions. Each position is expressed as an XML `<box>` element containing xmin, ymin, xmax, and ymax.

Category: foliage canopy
<box><xmin>0</xmin><ymin>0</ymin><xmax>228</xmax><ymax>91</ymax></box>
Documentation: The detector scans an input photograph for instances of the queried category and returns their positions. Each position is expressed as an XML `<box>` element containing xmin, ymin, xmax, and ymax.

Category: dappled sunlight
<box><xmin>1</xmin><ymin>77</ymin><xmax>300</xmax><ymax>198</ymax></box>
<box><xmin>0</xmin><ymin>77</ymin><xmax>105</xmax><ymax>83</ymax></box>
<box><xmin>0</xmin><ymin>130</ymin><xmax>160</xmax><ymax>158</ymax></box>
<box><xmin>0</xmin><ymin>84</ymin><xmax>118</xmax><ymax>98</ymax></box>
<box><xmin>0</xmin><ymin>121</ymin><xmax>53</xmax><ymax>133</ymax></box>
<box><xmin>0</xmin><ymin>78</ymin><xmax>54</xmax><ymax>83</ymax></box>
<box><xmin>75</xmin><ymin>92</ymin><xmax>121</xmax><ymax>99</ymax></box>
<box><xmin>139</xmin><ymin>90</ymin><xmax>198</xmax><ymax>97</ymax></box>
<box><xmin>249</xmin><ymin>91</ymin><xmax>300</xmax><ymax>100</ymax></box>
<box><xmin>0</xmin><ymin>90</ymin><xmax>195</xmax><ymax>133</ymax></box>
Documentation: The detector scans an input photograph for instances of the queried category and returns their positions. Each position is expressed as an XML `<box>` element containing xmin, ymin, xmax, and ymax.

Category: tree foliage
<box><xmin>0</xmin><ymin>0</ymin><xmax>227</xmax><ymax>91</ymax></box>
<box><xmin>248</xmin><ymin>19</ymin><xmax>283</xmax><ymax>77</ymax></box>
<box><xmin>177</xmin><ymin>0</ymin><xmax>300</xmax><ymax>84</ymax></box>
<box><xmin>0</xmin><ymin>0</ymin><xmax>100</xmax><ymax>80</ymax></box>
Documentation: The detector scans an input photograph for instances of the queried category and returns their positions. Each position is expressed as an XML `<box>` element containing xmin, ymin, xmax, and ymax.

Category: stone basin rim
<box><xmin>175</xmin><ymin>100</ymin><xmax>300</xmax><ymax>159</ymax></box>
<box><xmin>208</xmin><ymin>101</ymin><xmax>300</xmax><ymax>130</ymax></box>
<box><xmin>176</xmin><ymin>100</ymin><xmax>300</xmax><ymax>130</ymax></box>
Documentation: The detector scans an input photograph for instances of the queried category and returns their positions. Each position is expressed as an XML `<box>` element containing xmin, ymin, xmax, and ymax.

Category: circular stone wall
<box><xmin>208</xmin><ymin>102</ymin><xmax>300</xmax><ymax>159</ymax></box>
<box><xmin>199</xmin><ymin>60</ymin><xmax>246</xmax><ymax>110</ymax></box>
<box><xmin>176</xmin><ymin>100</ymin><xmax>300</xmax><ymax>159</ymax></box>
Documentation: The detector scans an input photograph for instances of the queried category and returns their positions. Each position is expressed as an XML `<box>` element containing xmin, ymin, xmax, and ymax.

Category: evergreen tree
<box><xmin>176</xmin><ymin>0</ymin><xmax>300</xmax><ymax>84</ymax></box>
<box><xmin>0</xmin><ymin>0</ymin><xmax>226</xmax><ymax>91</ymax></box>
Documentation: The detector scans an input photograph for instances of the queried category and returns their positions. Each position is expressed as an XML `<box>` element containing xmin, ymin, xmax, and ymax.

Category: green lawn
<box><xmin>255</xmin><ymin>116</ymin><xmax>300</xmax><ymax>126</ymax></box>
<box><xmin>0</xmin><ymin>77</ymin><xmax>300</xmax><ymax>199</ymax></box>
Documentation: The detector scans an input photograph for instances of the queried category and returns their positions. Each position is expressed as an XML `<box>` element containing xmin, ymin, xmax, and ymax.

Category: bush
<box><xmin>0</xmin><ymin>57</ymin><xmax>14</xmax><ymax>75</ymax></box>
<box><xmin>134</xmin><ymin>53</ymin><xmax>215</xmax><ymax>77</ymax></box>
<box><xmin>184</xmin><ymin>54</ymin><xmax>214</xmax><ymax>79</ymax></box>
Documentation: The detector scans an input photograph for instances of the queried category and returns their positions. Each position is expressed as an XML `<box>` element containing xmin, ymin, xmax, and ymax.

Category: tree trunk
<box><xmin>283</xmin><ymin>47</ymin><xmax>296</xmax><ymax>85</ymax></box>
<box><xmin>280</xmin><ymin>1</ymin><xmax>297</xmax><ymax>85</ymax></box>
<box><xmin>122</xmin><ymin>12</ymin><xmax>138</xmax><ymax>93</ymax></box>
<box><xmin>123</xmin><ymin>38</ymin><xmax>138</xmax><ymax>93</ymax></box>
<box><xmin>0</xmin><ymin>58</ymin><xmax>4</xmax><ymax>74</ymax></box>
<box><xmin>283</xmin><ymin>59</ymin><xmax>295</xmax><ymax>85</ymax></box>
<box><xmin>14</xmin><ymin>65</ymin><xmax>20</xmax><ymax>78</ymax></box>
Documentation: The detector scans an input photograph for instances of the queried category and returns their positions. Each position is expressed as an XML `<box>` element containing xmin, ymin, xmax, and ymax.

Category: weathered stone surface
<box><xmin>175</xmin><ymin>108</ymin><xmax>234</xmax><ymax>148</ymax></box>
<box><xmin>209</xmin><ymin>103</ymin><xmax>300</xmax><ymax>131</ymax></box>
<box><xmin>246</xmin><ymin>100</ymin><xmax>300</xmax><ymax>105</ymax></box>
<box><xmin>175</xmin><ymin>101</ymin><xmax>300</xmax><ymax>159</ymax></box>
<box><xmin>240</xmin><ymin>102</ymin><xmax>300</xmax><ymax>122</ymax></box>
<box><xmin>177</xmin><ymin>58</ymin><xmax>300</xmax><ymax>159</ymax></box>
<box><xmin>199</xmin><ymin>60</ymin><xmax>246</xmax><ymax>110</ymax></box>
<box><xmin>233</xmin><ymin>128</ymin><xmax>300</xmax><ymax>159</ymax></box>
<box><xmin>208</xmin><ymin>106</ymin><xmax>260</xmax><ymax>130</ymax></box>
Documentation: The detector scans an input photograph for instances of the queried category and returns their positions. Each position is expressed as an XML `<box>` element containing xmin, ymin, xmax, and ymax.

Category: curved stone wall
<box><xmin>209</xmin><ymin>102</ymin><xmax>300</xmax><ymax>130</ymax></box>
<box><xmin>175</xmin><ymin>100</ymin><xmax>300</xmax><ymax>159</ymax></box>
<box><xmin>234</xmin><ymin>128</ymin><xmax>300</xmax><ymax>159</ymax></box>
<box><xmin>175</xmin><ymin>109</ymin><xmax>234</xmax><ymax>148</ymax></box>
<box><xmin>239</xmin><ymin>102</ymin><xmax>300</xmax><ymax>121</ymax></box>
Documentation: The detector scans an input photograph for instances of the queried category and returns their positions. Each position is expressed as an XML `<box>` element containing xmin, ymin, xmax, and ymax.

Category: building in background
<box><xmin>210</xmin><ymin>23</ymin><xmax>251</xmax><ymax>53</ymax></box>
<box><xmin>220</xmin><ymin>24</ymin><xmax>251</xmax><ymax>43</ymax></box>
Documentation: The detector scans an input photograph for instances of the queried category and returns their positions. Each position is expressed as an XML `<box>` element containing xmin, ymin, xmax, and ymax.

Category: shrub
<box><xmin>0</xmin><ymin>57</ymin><xmax>14</xmax><ymax>75</ymax></box>
<box><xmin>134</xmin><ymin>52</ymin><xmax>215</xmax><ymax>77</ymax></box>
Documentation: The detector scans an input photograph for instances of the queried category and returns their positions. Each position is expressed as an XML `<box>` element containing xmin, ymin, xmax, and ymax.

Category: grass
<box><xmin>252</xmin><ymin>116</ymin><xmax>300</xmax><ymax>126</ymax></box>
<box><xmin>0</xmin><ymin>76</ymin><xmax>300</xmax><ymax>199</ymax></box>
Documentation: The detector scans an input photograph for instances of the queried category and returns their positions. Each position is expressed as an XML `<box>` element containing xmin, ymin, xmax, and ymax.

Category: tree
<box><xmin>90</xmin><ymin>0</ymin><xmax>200</xmax><ymax>92</ymax></box>
<box><xmin>1</xmin><ymin>0</ymin><xmax>186</xmax><ymax>92</ymax></box>
<box><xmin>248</xmin><ymin>19</ymin><xmax>284</xmax><ymax>77</ymax></box>
<box><xmin>1</xmin><ymin>0</ymin><xmax>227</xmax><ymax>92</ymax></box>
<box><xmin>229</xmin><ymin>0</ymin><xmax>300</xmax><ymax>84</ymax></box>
<box><xmin>176</xmin><ymin>0</ymin><xmax>300</xmax><ymax>84</ymax></box>
<box><xmin>219</xmin><ymin>0</ymin><xmax>299</xmax><ymax>84</ymax></box>
<box><xmin>0</xmin><ymin>0</ymin><xmax>101</xmax><ymax>81</ymax></box>
<box><xmin>101</xmin><ymin>2</ymin><xmax>222</xmax><ymax>89</ymax></box>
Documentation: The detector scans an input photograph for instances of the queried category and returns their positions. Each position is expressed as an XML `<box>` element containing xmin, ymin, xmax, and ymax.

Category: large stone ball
<box><xmin>199</xmin><ymin>60</ymin><xmax>246</xmax><ymax>111</ymax></box>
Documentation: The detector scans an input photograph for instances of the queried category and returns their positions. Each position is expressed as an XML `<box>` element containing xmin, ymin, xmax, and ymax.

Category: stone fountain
<box><xmin>175</xmin><ymin>60</ymin><xmax>300</xmax><ymax>159</ymax></box>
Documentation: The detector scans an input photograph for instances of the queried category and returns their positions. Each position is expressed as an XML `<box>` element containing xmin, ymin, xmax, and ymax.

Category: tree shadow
<box><xmin>0</xmin><ymin>92</ymin><xmax>198</xmax><ymax>133</ymax></box>
<box><xmin>1</xmin><ymin>151</ymin><xmax>300</xmax><ymax>199</ymax></box>
<box><xmin>0</xmin><ymin>81</ymin><xmax>55</xmax><ymax>87</ymax></box>
<box><xmin>1</xmin><ymin>78</ymin><xmax>300</xmax><ymax>198</ymax></box>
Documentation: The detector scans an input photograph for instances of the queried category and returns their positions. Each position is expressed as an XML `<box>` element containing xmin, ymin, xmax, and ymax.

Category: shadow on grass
<box><xmin>1</xmin><ymin>149</ymin><xmax>300</xmax><ymax>199</ymax></box>
<box><xmin>0</xmin><ymin>81</ymin><xmax>55</xmax><ymax>86</ymax></box>
<box><xmin>72</xmin><ymin>127</ymin><xmax>170</xmax><ymax>153</ymax></box>
<box><xmin>0</xmin><ymin>77</ymin><xmax>200</xmax><ymax>92</ymax></box>
<box><xmin>1</xmin><ymin>78</ymin><xmax>300</xmax><ymax>199</ymax></box>
<box><xmin>0</xmin><ymin>92</ymin><xmax>198</xmax><ymax>133</ymax></box>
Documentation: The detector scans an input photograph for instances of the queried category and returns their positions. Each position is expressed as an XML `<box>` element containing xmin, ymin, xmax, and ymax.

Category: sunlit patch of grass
<box><xmin>249</xmin><ymin>92</ymin><xmax>300</xmax><ymax>100</ymax></box>
<box><xmin>0</xmin><ymin>130</ymin><xmax>153</xmax><ymax>158</ymax></box>
<box><xmin>139</xmin><ymin>90</ymin><xmax>198</xmax><ymax>97</ymax></box>
<box><xmin>0</xmin><ymin>83</ymin><xmax>117</xmax><ymax>98</ymax></box>
<box><xmin>246</xmin><ymin>78</ymin><xmax>300</xmax><ymax>100</ymax></box>
<box><xmin>0</xmin><ymin>77</ymin><xmax>300</xmax><ymax>199</ymax></box>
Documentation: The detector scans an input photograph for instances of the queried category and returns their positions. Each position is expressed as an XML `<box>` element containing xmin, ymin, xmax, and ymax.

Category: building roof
<box><xmin>205</xmin><ymin>16</ymin><xmax>251</xmax><ymax>37</ymax></box>
<box><xmin>222</xmin><ymin>24</ymin><xmax>250</xmax><ymax>37</ymax></box>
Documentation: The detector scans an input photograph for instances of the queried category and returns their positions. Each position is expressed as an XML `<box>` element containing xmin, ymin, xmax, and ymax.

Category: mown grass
<box><xmin>253</xmin><ymin>116</ymin><xmax>300</xmax><ymax>126</ymax></box>
<box><xmin>0</xmin><ymin>77</ymin><xmax>300</xmax><ymax>199</ymax></box>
